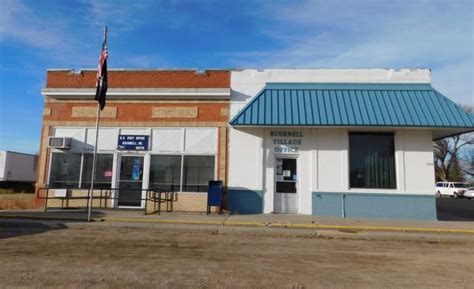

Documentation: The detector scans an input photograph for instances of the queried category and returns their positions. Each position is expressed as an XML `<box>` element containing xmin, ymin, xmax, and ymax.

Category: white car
<box><xmin>464</xmin><ymin>187</ymin><xmax>474</xmax><ymax>200</ymax></box>
<box><xmin>435</xmin><ymin>182</ymin><xmax>469</xmax><ymax>198</ymax></box>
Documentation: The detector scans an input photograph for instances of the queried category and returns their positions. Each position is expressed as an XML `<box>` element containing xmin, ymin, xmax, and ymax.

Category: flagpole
<box><xmin>88</xmin><ymin>26</ymin><xmax>107</xmax><ymax>222</ymax></box>
<box><xmin>87</xmin><ymin>102</ymin><xmax>101</xmax><ymax>222</ymax></box>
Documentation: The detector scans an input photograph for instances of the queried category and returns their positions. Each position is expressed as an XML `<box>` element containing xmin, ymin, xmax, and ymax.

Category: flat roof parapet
<box><xmin>45</xmin><ymin>68</ymin><xmax>431</xmax><ymax>89</ymax></box>
<box><xmin>46</xmin><ymin>69</ymin><xmax>230</xmax><ymax>89</ymax></box>
<box><xmin>231</xmin><ymin>68</ymin><xmax>431</xmax><ymax>84</ymax></box>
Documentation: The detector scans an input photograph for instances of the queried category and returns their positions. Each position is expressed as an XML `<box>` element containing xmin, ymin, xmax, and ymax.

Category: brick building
<box><xmin>37</xmin><ymin>68</ymin><xmax>474</xmax><ymax>220</ymax></box>
<box><xmin>38</xmin><ymin>69</ymin><xmax>230</xmax><ymax>211</ymax></box>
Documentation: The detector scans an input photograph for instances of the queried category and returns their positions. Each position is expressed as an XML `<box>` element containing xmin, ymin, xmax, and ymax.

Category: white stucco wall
<box><xmin>398</xmin><ymin>130</ymin><xmax>436</xmax><ymax>193</ymax></box>
<box><xmin>228</xmin><ymin>126</ymin><xmax>436</xmax><ymax>214</ymax></box>
<box><xmin>228</xmin><ymin>69</ymin><xmax>436</xmax><ymax>215</ymax></box>
<box><xmin>227</xmin><ymin>127</ymin><xmax>264</xmax><ymax>191</ymax></box>
<box><xmin>230</xmin><ymin>68</ymin><xmax>431</xmax><ymax>118</ymax></box>
<box><xmin>316</xmin><ymin>129</ymin><xmax>348</xmax><ymax>192</ymax></box>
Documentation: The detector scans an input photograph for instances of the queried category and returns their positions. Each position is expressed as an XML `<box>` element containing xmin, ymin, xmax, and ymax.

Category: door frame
<box><xmin>273</xmin><ymin>154</ymin><xmax>299</xmax><ymax>214</ymax></box>
<box><xmin>114</xmin><ymin>153</ymin><xmax>148</xmax><ymax>209</ymax></box>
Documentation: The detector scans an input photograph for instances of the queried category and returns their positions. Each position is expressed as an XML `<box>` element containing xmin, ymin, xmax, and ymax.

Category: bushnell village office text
<box><xmin>37</xmin><ymin>68</ymin><xmax>474</xmax><ymax>220</ymax></box>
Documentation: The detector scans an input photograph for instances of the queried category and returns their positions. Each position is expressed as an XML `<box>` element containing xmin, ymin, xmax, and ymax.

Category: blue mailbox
<box><xmin>207</xmin><ymin>180</ymin><xmax>223</xmax><ymax>215</ymax></box>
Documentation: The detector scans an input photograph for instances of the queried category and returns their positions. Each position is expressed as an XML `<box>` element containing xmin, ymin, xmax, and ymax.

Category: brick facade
<box><xmin>46</xmin><ymin>70</ymin><xmax>229</xmax><ymax>89</ymax></box>
<box><xmin>42</xmin><ymin>189</ymin><xmax>218</xmax><ymax>213</ymax></box>
<box><xmin>36</xmin><ymin>69</ymin><xmax>230</xmax><ymax>212</ymax></box>
<box><xmin>43</xmin><ymin>102</ymin><xmax>226</xmax><ymax>123</ymax></box>
<box><xmin>71</xmin><ymin>106</ymin><xmax>117</xmax><ymax>118</ymax></box>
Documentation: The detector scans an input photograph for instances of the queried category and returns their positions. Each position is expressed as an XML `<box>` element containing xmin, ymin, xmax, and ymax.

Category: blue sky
<box><xmin>0</xmin><ymin>0</ymin><xmax>472</xmax><ymax>154</ymax></box>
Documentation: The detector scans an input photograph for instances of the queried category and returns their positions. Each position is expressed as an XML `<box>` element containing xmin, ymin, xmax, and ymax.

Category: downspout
<box><xmin>342</xmin><ymin>194</ymin><xmax>346</xmax><ymax>218</ymax></box>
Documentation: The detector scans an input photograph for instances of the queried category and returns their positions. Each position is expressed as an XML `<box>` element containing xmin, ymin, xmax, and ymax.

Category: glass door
<box><xmin>274</xmin><ymin>157</ymin><xmax>298</xmax><ymax>213</ymax></box>
<box><xmin>118</xmin><ymin>156</ymin><xmax>144</xmax><ymax>207</ymax></box>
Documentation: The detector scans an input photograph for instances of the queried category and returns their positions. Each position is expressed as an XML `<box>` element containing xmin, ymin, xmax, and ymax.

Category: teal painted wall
<box><xmin>312</xmin><ymin>192</ymin><xmax>437</xmax><ymax>220</ymax></box>
<box><xmin>227</xmin><ymin>189</ymin><xmax>263</xmax><ymax>214</ymax></box>
<box><xmin>312</xmin><ymin>193</ymin><xmax>342</xmax><ymax>217</ymax></box>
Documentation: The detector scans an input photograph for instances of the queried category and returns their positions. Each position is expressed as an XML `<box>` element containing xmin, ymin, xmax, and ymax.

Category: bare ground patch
<box><xmin>0</xmin><ymin>223</ymin><xmax>472</xmax><ymax>289</ymax></box>
<box><xmin>0</xmin><ymin>193</ymin><xmax>38</xmax><ymax>210</ymax></box>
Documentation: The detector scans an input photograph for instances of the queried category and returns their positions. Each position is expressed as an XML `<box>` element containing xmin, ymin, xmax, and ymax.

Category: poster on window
<box><xmin>132</xmin><ymin>159</ymin><xmax>141</xmax><ymax>180</ymax></box>
<box><xmin>276</xmin><ymin>165</ymin><xmax>283</xmax><ymax>175</ymax></box>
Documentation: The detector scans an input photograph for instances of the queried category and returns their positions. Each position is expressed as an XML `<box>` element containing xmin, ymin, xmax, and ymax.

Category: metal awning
<box><xmin>230</xmin><ymin>83</ymin><xmax>474</xmax><ymax>139</ymax></box>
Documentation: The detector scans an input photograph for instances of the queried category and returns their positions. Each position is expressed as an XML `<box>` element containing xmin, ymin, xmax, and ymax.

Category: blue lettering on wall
<box><xmin>271</xmin><ymin>130</ymin><xmax>303</xmax><ymax>154</ymax></box>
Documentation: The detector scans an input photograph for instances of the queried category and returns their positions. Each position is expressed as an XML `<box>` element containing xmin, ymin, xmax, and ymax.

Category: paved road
<box><xmin>437</xmin><ymin>197</ymin><xmax>474</xmax><ymax>221</ymax></box>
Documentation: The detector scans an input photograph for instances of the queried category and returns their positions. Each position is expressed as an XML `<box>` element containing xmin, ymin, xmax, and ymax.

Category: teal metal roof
<box><xmin>230</xmin><ymin>83</ymin><xmax>474</xmax><ymax>128</ymax></box>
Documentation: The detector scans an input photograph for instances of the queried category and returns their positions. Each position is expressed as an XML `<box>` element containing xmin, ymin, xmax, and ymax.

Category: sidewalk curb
<box><xmin>1</xmin><ymin>214</ymin><xmax>474</xmax><ymax>235</ymax></box>
<box><xmin>0</xmin><ymin>214</ymin><xmax>87</xmax><ymax>222</ymax></box>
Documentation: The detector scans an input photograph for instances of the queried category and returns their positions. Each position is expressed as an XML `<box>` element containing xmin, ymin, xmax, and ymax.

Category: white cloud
<box><xmin>1</xmin><ymin>0</ymin><xmax>471</xmax><ymax>105</ymax></box>
<box><xmin>227</xmin><ymin>0</ymin><xmax>473</xmax><ymax>104</ymax></box>
<box><xmin>0</xmin><ymin>0</ymin><xmax>66</xmax><ymax>49</ymax></box>
<box><xmin>0</xmin><ymin>0</ymin><xmax>159</xmax><ymax>69</ymax></box>
<box><xmin>80</xmin><ymin>0</ymin><xmax>153</xmax><ymax>32</ymax></box>
<box><xmin>114</xmin><ymin>53</ymin><xmax>167</xmax><ymax>68</ymax></box>
<box><xmin>432</xmin><ymin>61</ymin><xmax>473</xmax><ymax>106</ymax></box>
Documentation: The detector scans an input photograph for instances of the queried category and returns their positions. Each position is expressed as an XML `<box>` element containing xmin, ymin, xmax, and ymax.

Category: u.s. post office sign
<box><xmin>117</xmin><ymin>135</ymin><xmax>149</xmax><ymax>151</ymax></box>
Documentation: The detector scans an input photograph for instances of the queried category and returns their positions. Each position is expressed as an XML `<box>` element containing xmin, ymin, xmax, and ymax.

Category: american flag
<box><xmin>95</xmin><ymin>27</ymin><xmax>108</xmax><ymax>110</ymax></box>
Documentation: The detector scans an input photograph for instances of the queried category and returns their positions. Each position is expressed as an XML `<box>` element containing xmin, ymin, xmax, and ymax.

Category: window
<box><xmin>149</xmin><ymin>154</ymin><xmax>216</xmax><ymax>192</ymax></box>
<box><xmin>453</xmin><ymin>183</ymin><xmax>468</xmax><ymax>188</ymax></box>
<box><xmin>81</xmin><ymin>154</ymin><xmax>113</xmax><ymax>189</ymax></box>
<box><xmin>349</xmin><ymin>132</ymin><xmax>396</xmax><ymax>189</ymax></box>
<box><xmin>49</xmin><ymin>153</ymin><xmax>113</xmax><ymax>189</ymax></box>
<box><xmin>149</xmin><ymin>155</ymin><xmax>181</xmax><ymax>191</ymax></box>
<box><xmin>182</xmin><ymin>156</ymin><xmax>215</xmax><ymax>192</ymax></box>
<box><xmin>49</xmin><ymin>153</ymin><xmax>82</xmax><ymax>188</ymax></box>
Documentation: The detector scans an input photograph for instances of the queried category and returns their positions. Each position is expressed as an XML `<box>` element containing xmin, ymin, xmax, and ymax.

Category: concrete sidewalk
<box><xmin>1</xmin><ymin>208</ymin><xmax>474</xmax><ymax>235</ymax></box>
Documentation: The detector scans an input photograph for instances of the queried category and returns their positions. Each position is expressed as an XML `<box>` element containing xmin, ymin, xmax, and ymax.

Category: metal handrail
<box><xmin>145</xmin><ymin>189</ymin><xmax>175</xmax><ymax>215</ymax></box>
<box><xmin>37</xmin><ymin>187</ymin><xmax>175</xmax><ymax>215</ymax></box>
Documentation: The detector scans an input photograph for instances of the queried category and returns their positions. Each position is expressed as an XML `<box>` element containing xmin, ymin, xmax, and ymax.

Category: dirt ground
<box><xmin>0</xmin><ymin>193</ymin><xmax>37</xmax><ymax>210</ymax></box>
<box><xmin>0</xmin><ymin>221</ymin><xmax>473</xmax><ymax>289</ymax></box>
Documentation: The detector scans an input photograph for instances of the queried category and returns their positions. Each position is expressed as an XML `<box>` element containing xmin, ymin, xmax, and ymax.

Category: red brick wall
<box><xmin>37</xmin><ymin>70</ymin><xmax>231</xmax><ymax>208</ymax></box>
<box><xmin>46</xmin><ymin>70</ymin><xmax>230</xmax><ymax>88</ymax></box>
<box><xmin>44</xmin><ymin>102</ymin><xmax>228</xmax><ymax>123</ymax></box>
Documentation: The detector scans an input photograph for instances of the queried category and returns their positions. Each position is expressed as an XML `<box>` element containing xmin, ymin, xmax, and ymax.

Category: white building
<box><xmin>226</xmin><ymin>69</ymin><xmax>473</xmax><ymax>220</ymax></box>
<box><xmin>0</xmin><ymin>151</ymin><xmax>37</xmax><ymax>183</ymax></box>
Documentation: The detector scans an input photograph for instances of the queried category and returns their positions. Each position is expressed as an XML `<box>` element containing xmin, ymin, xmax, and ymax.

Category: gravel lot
<box><xmin>0</xmin><ymin>221</ymin><xmax>473</xmax><ymax>289</ymax></box>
